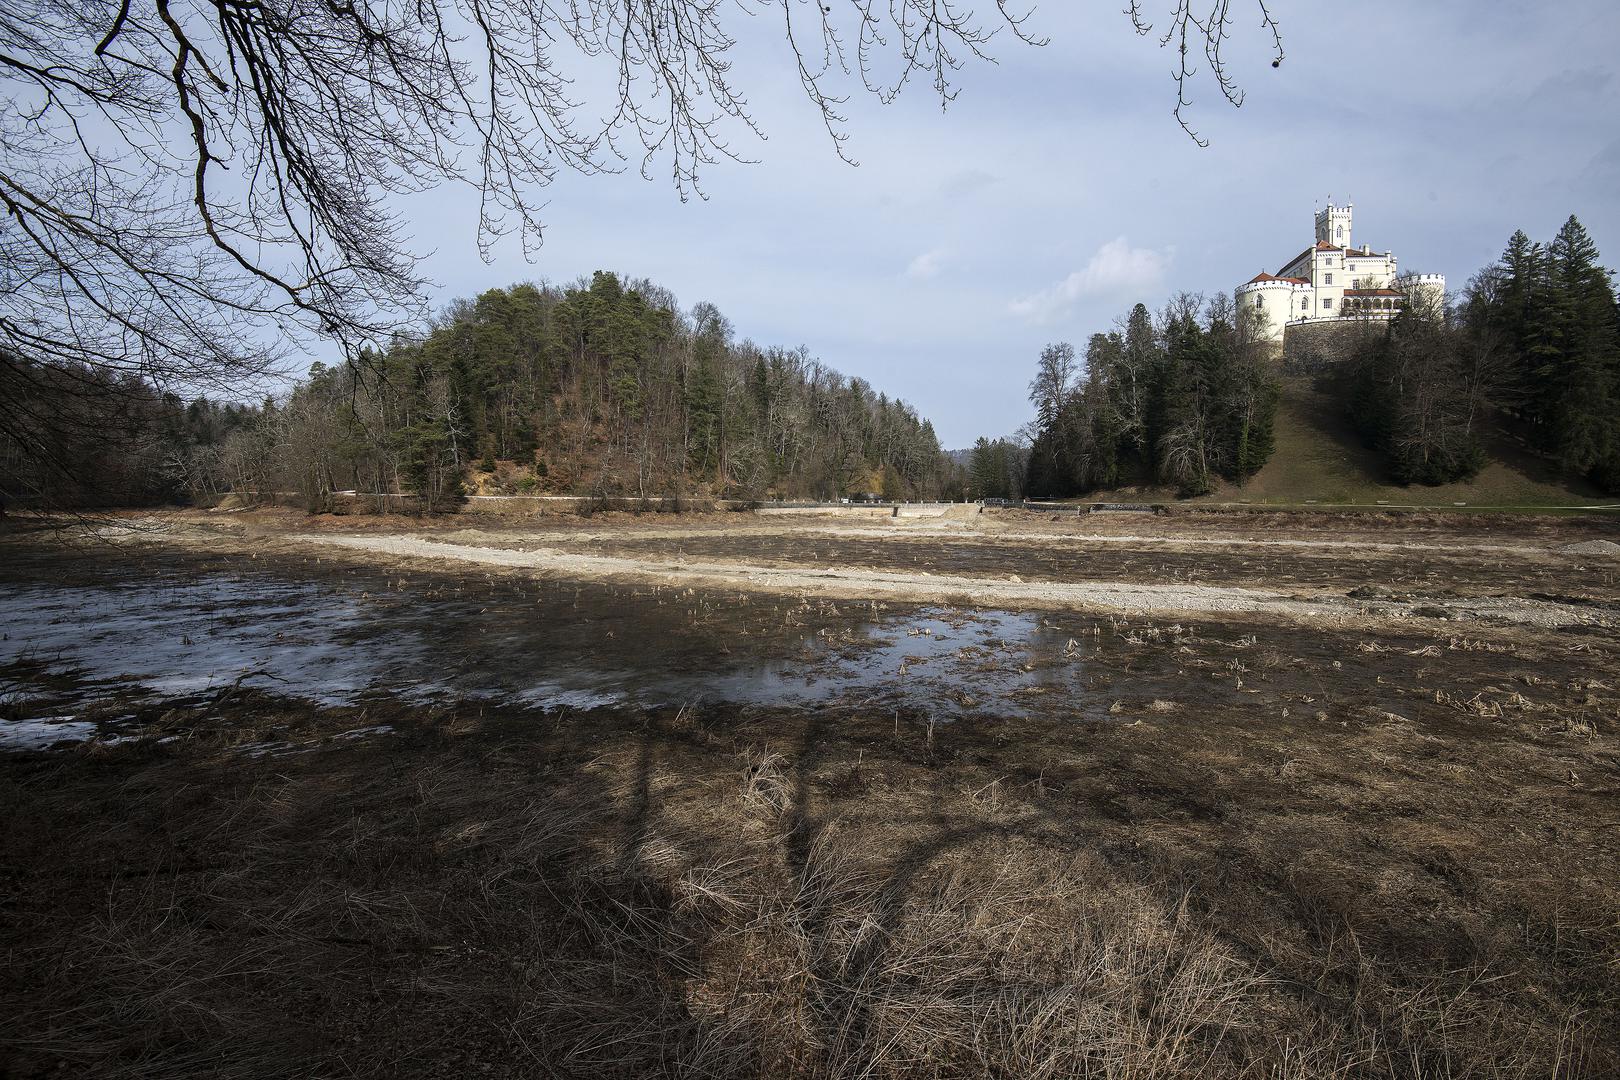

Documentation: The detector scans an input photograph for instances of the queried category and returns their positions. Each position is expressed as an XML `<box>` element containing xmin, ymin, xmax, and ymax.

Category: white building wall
<box><xmin>1314</xmin><ymin>203</ymin><xmax>1353</xmax><ymax>249</ymax></box>
<box><xmin>1234</xmin><ymin>280</ymin><xmax>1298</xmax><ymax>342</ymax></box>
<box><xmin>1406</xmin><ymin>274</ymin><xmax>1447</xmax><ymax>308</ymax></box>
<box><xmin>1312</xmin><ymin>249</ymin><xmax>1343</xmax><ymax>316</ymax></box>
<box><xmin>1239</xmin><ymin>201</ymin><xmax>1442</xmax><ymax>342</ymax></box>
<box><xmin>1344</xmin><ymin>250</ymin><xmax>1397</xmax><ymax>289</ymax></box>
<box><xmin>1290</xmin><ymin>285</ymin><xmax>1313</xmax><ymax>322</ymax></box>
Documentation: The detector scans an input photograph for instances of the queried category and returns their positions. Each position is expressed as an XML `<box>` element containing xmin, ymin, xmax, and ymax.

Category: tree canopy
<box><xmin>1322</xmin><ymin>216</ymin><xmax>1618</xmax><ymax>492</ymax></box>
<box><xmin>200</xmin><ymin>273</ymin><xmax>950</xmax><ymax>508</ymax></box>
<box><xmin>1</xmin><ymin>0</ymin><xmax>1284</xmax><ymax>506</ymax></box>
<box><xmin>1023</xmin><ymin>295</ymin><xmax>1279</xmax><ymax>498</ymax></box>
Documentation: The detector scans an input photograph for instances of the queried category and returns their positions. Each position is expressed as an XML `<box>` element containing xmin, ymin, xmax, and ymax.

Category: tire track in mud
<box><xmin>290</xmin><ymin>533</ymin><xmax>1614</xmax><ymax>630</ymax></box>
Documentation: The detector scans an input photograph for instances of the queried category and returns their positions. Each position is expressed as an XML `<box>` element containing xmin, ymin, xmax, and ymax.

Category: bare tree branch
<box><xmin>1</xmin><ymin>0</ymin><xmax>1282</xmax><ymax>505</ymax></box>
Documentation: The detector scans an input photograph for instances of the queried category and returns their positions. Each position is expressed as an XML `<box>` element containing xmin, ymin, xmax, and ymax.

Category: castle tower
<box><xmin>1315</xmin><ymin>200</ymin><xmax>1352</xmax><ymax>249</ymax></box>
<box><xmin>1404</xmin><ymin>273</ymin><xmax>1447</xmax><ymax>309</ymax></box>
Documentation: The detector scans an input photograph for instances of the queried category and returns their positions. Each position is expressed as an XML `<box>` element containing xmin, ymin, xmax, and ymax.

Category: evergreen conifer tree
<box><xmin>1539</xmin><ymin>216</ymin><xmax>1620</xmax><ymax>479</ymax></box>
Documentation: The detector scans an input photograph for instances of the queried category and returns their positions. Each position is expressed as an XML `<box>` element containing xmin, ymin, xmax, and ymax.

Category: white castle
<box><xmin>1235</xmin><ymin>200</ymin><xmax>1444</xmax><ymax>343</ymax></box>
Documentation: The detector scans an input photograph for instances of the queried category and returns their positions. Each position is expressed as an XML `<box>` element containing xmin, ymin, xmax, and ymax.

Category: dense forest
<box><xmin>10</xmin><ymin>222</ymin><xmax>1613</xmax><ymax>513</ymax></box>
<box><xmin>1020</xmin><ymin>294</ymin><xmax>1280</xmax><ymax>498</ymax></box>
<box><xmin>0</xmin><ymin>362</ymin><xmax>259</xmax><ymax>509</ymax></box>
<box><xmin>1345</xmin><ymin>215</ymin><xmax>1620</xmax><ymax>491</ymax></box>
<box><xmin>1011</xmin><ymin>214</ymin><xmax>1619</xmax><ymax>500</ymax></box>
<box><xmin>962</xmin><ymin>439</ymin><xmax>1029</xmax><ymax>502</ymax></box>
<box><xmin>1</xmin><ymin>273</ymin><xmax>955</xmax><ymax>510</ymax></box>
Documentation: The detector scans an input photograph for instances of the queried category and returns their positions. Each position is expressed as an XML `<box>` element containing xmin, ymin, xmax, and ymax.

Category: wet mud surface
<box><xmin>0</xmin><ymin>545</ymin><xmax>1114</xmax><ymax>734</ymax></box>
<box><xmin>2</xmin><ymin>510</ymin><xmax>1619</xmax><ymax>1077</ymax></box>
<box><xmin>5</xmin><ymin>530</ymin><xmax>1616</xmax><ymax>747</ymax></box>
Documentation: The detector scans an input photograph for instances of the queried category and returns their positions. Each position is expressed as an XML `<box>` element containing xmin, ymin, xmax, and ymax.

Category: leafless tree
<box><xmin>1027</xmin><ymin>341</ymin><xmax>1078</xmax><ymax>431</ymax></box>
<box><xmin>1127</xmin><ymin>0</ymin><xmax>1284</xmax><ymax>146</ymax></box>
<box><xmin>2</xmin><ymin>0</ymin><xmax>1283</xmax><ymax>504</ymax></box>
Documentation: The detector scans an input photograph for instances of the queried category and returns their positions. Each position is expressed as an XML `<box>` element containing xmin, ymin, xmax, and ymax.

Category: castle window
<box><xmin>1324</xmin><ymin>273</ymin><xmax>1333</xmax><ymax>285</ymax></box>
<box><xmin>1323</xmin><ymin>297</ymin><xmax>1333</xmax><ymax>309</ymax></box>
<box><xmin>1254</xmin><ymin>295</ymin><xmax>1263</xmax><ymax>308</ymax></box>
<box><xmin>1336</xmin><ymin>225</ymin><xmax>1343</xmax><ymax>241</ymax></box>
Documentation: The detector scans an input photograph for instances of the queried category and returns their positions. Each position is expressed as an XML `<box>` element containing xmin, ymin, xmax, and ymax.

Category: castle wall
<box><xmin>1280</xmin><ymin>318</ymin><xmax>1386</xmax><ymax>373</ymax></box>
<box><xmin>1406</xmin><ymin>274</ymin><xmax>1446</xmax><ymax>306</ymax></box>
<box><xmin>1311</xmin><ymin>249</ymin><xmax>1346</xmax><ymax>316</ymax></box>
<box><xmin>1344</xmin><ymin>251</ymin><xmax>1397</xmax><ymax>288</ymax></box>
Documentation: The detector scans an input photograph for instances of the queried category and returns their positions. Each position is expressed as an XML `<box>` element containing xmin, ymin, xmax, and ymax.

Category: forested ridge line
<box><xmin>1</xmin><ymin>272</ymin><xmax>958</xmax><ymax>510</ymax></box>
<box><xmin>1327</xmin><ymin>215</ymin><xmax>1619</xmax><ymax>491</ymax></box>
<box><xmin>1001</xmin><ymin>215</ymin><xmax>1620</xmax><ymax>503</ymax></box>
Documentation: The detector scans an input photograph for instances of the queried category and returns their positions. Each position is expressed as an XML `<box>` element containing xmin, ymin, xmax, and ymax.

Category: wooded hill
<box><xmin>231</xmin><ymin>273</ymin><xmax>953</xmax><ymax>509</ymax></box>
<box><xmin>1020</xmin><ymin>294</ymin><xmax>1279</xmax><ymax>499</ymax></box>
<box><xmin>1009</xmin><ymin>215</ymin><xmax>1620</xmax><ymax>506</ymax></box>
<box><xmin>1</xmin><ymin>272</ymin><xmax>956</xmax><ymax>510</ymax></box>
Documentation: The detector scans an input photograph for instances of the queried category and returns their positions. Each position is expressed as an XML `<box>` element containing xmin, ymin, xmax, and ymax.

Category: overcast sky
<box><xmin>393</xmin><ymin>1</ymin><xmax>1620</xmax><ymax>449</ymax></box>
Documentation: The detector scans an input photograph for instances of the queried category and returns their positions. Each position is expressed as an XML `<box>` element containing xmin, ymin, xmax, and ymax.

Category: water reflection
<box><xmin>1</xmin><ymin>558</ymin><xmax>1094</xmax><ymax>733</ymax></box>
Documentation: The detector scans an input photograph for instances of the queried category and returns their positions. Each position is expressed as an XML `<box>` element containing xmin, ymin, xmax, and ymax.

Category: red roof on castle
<box><xmin>1343</xmin><ymin>288</ymin><xmax>1402</xmax><ymax>296</ymax></box>
<box><xmin>1245</xmin><ymin>271</ymin><xmax>1310</xmax><ymax>285</ymax></box>
<box><xmin>1279</xmin><ymin>244</ymin><xmax>1337</xmax><ymax>273</ymax></box>
<box><xmin>1278</xmin><ymin>239</ymin><xmax>1387</xmax><ymax>277</ymax></box>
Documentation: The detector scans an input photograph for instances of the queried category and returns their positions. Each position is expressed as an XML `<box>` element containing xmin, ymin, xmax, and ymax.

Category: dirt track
<box><xmin>82</xmin><ymin>506</ymin><xmax>1620</xmax><ymax>606</ymax></box>
<box><xmin>288</xmin><ymin>529</ymin><xmax>1616</xmax><ymax>629</ymax></box>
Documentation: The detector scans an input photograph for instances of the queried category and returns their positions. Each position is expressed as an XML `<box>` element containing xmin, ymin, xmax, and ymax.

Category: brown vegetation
<box><xmin>1</xmin><ymin>511</ymin><xmax>1617</xmax><ymax>1077</ymax></box>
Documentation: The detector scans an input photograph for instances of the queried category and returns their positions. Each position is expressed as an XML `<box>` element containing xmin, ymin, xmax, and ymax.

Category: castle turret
<box><xmin>1403</xmin><ymin>273</ymin><xmax>1446</xmax><ymax>310</ymax></box>
<box><xmin>1235</xmin><ymin>272</ymin><xmax>1306</xmax><ymax>343</ymax></box>
<box><xmin>1315</xmin><ymin>200</ymin><xmax>1352</xmax><ymax>249</ymax></box>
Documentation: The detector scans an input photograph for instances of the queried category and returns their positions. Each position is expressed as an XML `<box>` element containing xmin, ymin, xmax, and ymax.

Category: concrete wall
<box><xmin>755</xmin><ymin>506</ymin><xmax>894</xmax><ymax>519</ymax></box>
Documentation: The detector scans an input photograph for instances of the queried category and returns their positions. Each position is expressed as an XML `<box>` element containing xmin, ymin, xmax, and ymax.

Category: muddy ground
<box><xmin>2</xmin><ymin>508</ymin><xmax>1619</xmax><ymax>1078</ymax></box>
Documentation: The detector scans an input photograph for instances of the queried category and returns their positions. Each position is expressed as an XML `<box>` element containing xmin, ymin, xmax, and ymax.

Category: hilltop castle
<box><xmin>1235</xmin><ymin>201</ymin><xmax>1444</xmax><ymax>344</ymax></box>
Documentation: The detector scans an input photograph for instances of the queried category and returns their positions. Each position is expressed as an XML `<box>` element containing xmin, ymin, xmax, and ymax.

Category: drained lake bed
<box><xmin>1</xmin><ymin>544</ymin><xmax>1123</xmax><ymax>746</ymax></box>
<box><xmin>3</xmin><ymin>509</ymin><xmax>1618</xmax><ymax>1078</ymax></box>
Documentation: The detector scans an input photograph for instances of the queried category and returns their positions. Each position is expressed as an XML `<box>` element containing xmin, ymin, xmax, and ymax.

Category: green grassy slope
<box><xmin>1207</xmin><ymin>376</ymin><xmax>1612</xmax><ymax>509</ymax></box>
<box><xmin>1048</xmin><ymin>376</ymin><xmax>1614</xmax><ymax>511</ymax></box>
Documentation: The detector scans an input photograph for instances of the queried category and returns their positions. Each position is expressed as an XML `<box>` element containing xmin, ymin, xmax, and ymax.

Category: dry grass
<box><xmin>2</xmin><ymin>687</ymin><xmax>1614</xmax><ymax>1079</ymax></box>
<box><xmin>2</xmin><ymin>524</ymin><xmax>1617</xmax><ymax>1078</ymax></box>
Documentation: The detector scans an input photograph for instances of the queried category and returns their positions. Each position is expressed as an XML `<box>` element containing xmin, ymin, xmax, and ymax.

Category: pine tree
<box><xmin>1493</xmin><ymin>229</ymin><xmax>1544</xmax><ymax>398</ymax></box>
<box><xmin>1116</xmin><ymin>303</ymin><xmax>1159</xmax><ymax>477</ymax></box>
<box><xmin>1539</xmin><ymin>217</ymin><xmax>1619</xmax><ymax>476</ymax></box>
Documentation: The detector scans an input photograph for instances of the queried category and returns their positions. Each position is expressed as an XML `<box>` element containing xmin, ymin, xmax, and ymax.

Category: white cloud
<box><xmin>904</xmin><ymin>247</ymin><xmax>949</xmax><ymax>280</ymax></box>
<box><xmin>1008</xmin><ymin>237</ymin><xmax>1171</xmax><ymax>324</ymax></box>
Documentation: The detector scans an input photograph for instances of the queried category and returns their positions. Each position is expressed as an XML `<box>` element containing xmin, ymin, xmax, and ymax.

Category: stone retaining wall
<box><xmin>1281</xmin><ymin>319</ymin><xmax>1384</xmax><ymax>373</ymax></box>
